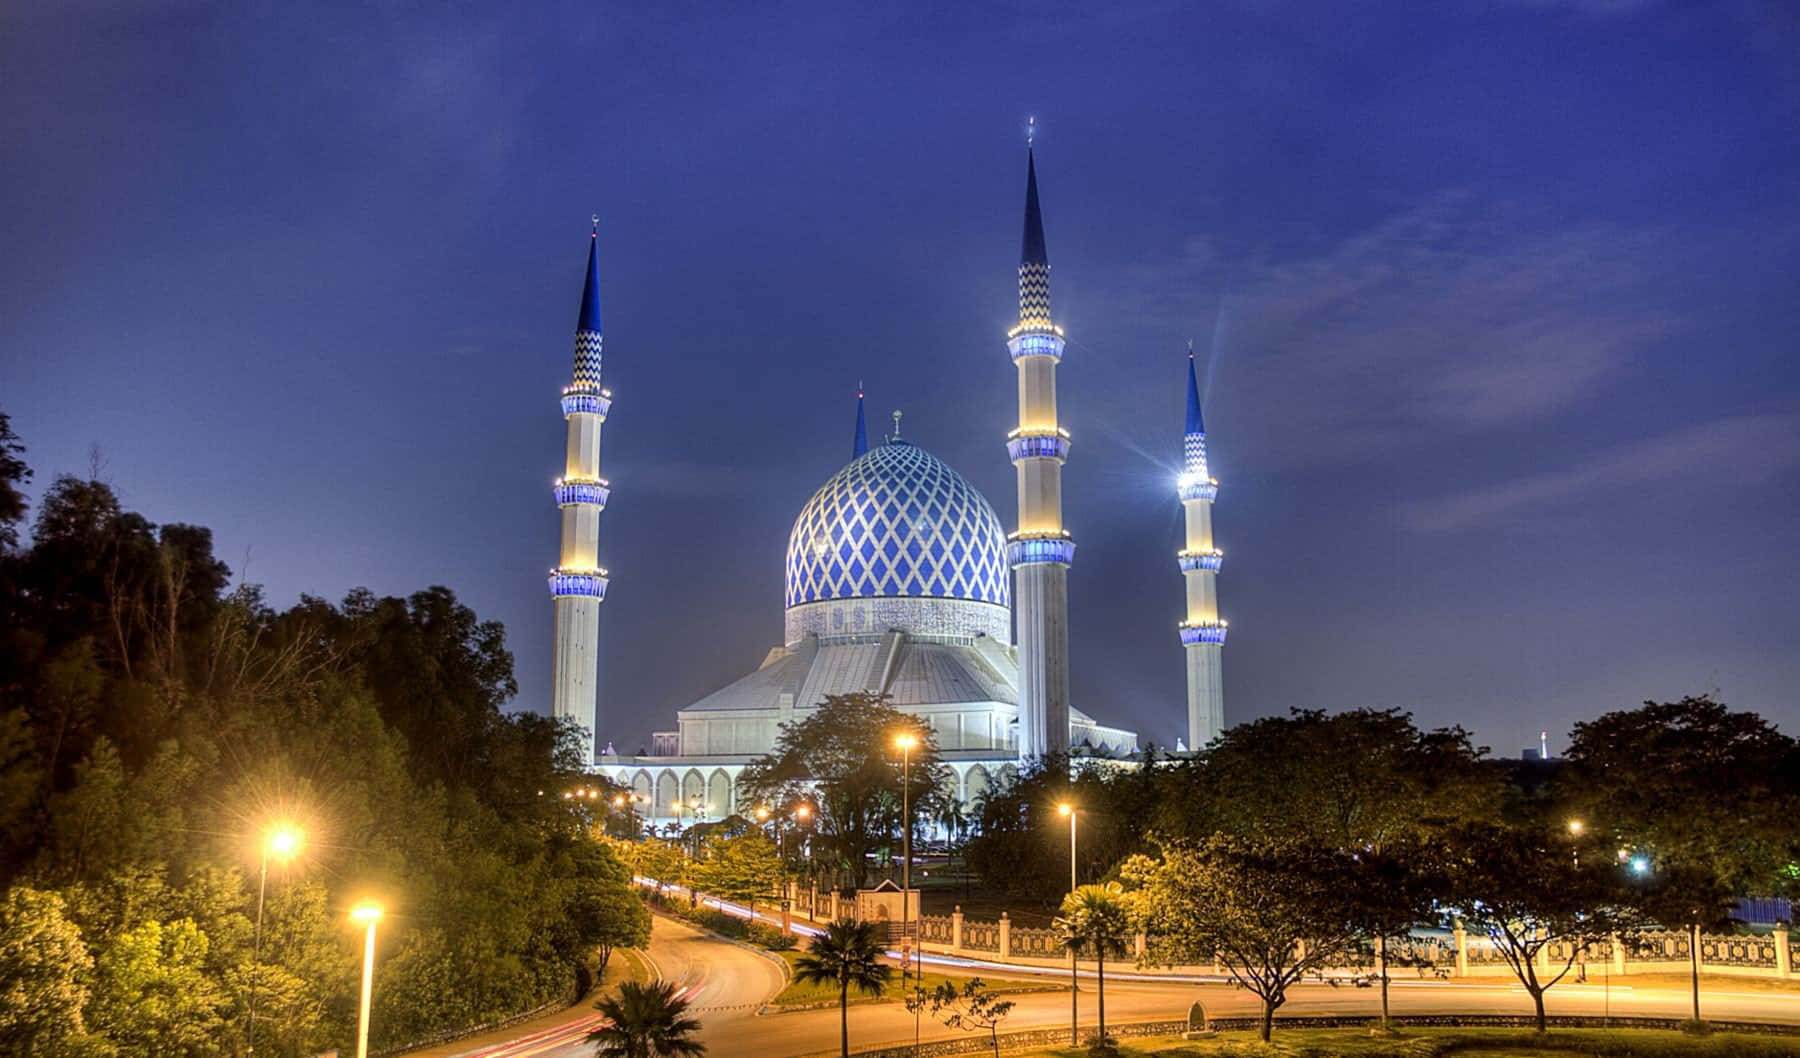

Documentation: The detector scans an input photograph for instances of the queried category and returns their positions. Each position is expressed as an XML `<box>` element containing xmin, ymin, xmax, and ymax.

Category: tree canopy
<box><xmin>736</xmin><ymin>693</ymin><xmax>944</xmax><ymax>888</ymax></box>
<box><xmin>0</xmin><ymin>425</ymin><xmax>647</xmax><ymax>1056</ymax></box>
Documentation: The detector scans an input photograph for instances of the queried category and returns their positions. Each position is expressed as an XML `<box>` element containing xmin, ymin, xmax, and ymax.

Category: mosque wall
<box><xmin>784</xmin><ymin>596</ymin><xmax>1010</xmax><ymax>645</ymax></box>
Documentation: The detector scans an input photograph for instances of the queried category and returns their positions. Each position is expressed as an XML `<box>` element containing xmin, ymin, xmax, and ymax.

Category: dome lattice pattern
<box><xmin>787</xmin><ymin>442</ymin><xmax>1010</xmax><ymax>610</ymax></box>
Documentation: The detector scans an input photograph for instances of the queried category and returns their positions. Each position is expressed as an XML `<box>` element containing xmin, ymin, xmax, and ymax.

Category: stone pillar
<box><xmin>1774</xmin><ymin>927</ymin><xmax>1791</xmax><ymax>979</ymax></box>
<box><xmin>1612</xmin><ymin>933</ymin><xmax>1628</xmax><ymax>976</ymax></box>
<box><xmin>999</xmin><ymin>912</ymin><xmax>1012</xmax><ymax>959</ymax></box>
<box><xmin>1453</xmin><ymin>922</ymin><xmax>1469</xmax><ymax>978</ymax></box>
<box><xmin>952</xmin><ymin>906</ymin><xmax>965</xmax><ymax>951</ymax></box>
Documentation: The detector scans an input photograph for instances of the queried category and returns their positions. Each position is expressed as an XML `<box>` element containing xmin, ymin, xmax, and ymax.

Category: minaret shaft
<box><xmin>1177</xmin><ymin>354</ymin><xmax>1225</xmax><ymax>750</ymax></box>
<box><xmin>550</xmin><ymin>229</ymin><xmax>612</xmax><ymax>766</ymax></box>
<box><xmin>1006</xmin><ymin>147</ymin><xmax>1072</xmax><ymax>762</ymax></box>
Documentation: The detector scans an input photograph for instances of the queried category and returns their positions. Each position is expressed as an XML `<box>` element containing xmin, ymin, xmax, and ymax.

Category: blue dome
<box><xmin>786</xmin><ymin>441</ymin><xmax>1011</xmax><ymax>613</ymax></box>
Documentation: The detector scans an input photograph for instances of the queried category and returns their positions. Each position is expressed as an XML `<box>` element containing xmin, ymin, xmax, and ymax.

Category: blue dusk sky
<box><xmin>4</xmin><ymin>1</ymin><xmax>1797</xmax><ymax>755</ymax></box>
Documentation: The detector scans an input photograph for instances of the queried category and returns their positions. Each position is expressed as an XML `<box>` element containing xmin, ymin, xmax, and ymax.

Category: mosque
<box><xmin>545</xmin><ymin>138</ymin><xmax>1228</xmax><ymax>823</ymax></box>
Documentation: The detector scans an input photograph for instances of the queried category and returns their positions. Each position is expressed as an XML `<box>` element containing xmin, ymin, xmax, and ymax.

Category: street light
<box><xmin>794</xmin><ymin>802</ymin><xmax>817</xmax><ymax>917</ymax></box>
<box><xmin>894</xmin><ymin>732</ymin><xmax>919</xmax><ymax>988</ymax></box>
<box><xmin>1058</xmin><ymin>802</ymin><xmax>1079</xmax><ymax>1046</ymax></box>
<box><xmin>247</xmin><ymin>822</ymin><xmax>304</xmax><ymax>1055</ymax></box>
<box><xmin>350</xmin><ymin>901</ymin><xmax>383</xmax><ymax>1058</ymax></box>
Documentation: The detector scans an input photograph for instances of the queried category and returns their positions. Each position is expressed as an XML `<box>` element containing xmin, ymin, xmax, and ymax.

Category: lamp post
<box><xmin>795</xmin><ymin>802</ymin><xmax>816</xmax><ymax>918</ymax></box>
<box><xmin>895</xmin><ymin>732</ymin><xmax>918</xmax><ymax>989</ymax></box>
<box><xmin>350</xmin><ymin>901</ymin><xmax>383</xmax><ymax>1058</ymax></box>
<box><xmin>1058</xmin><ymin>803</ymin><xmax>1078</xmax><ymax>1046</ymax></box>
<box><xmin>247</xmin><ymin>822</ymin><xmax>303</xmax><ymax>1055</ymax></box>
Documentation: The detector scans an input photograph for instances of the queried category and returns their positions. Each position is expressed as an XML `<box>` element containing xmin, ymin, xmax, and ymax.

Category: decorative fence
<box><xmin>917</xmin><ymin>914</ymin><xmax>954</xmax><ymax>944</ymax></box>
<box><xmin>923</xmin><ymin>906</ymin><xmax>1795</xmax><ymax>981</ymax></box>
<box><xmin>960</xmin><ymin>918</ymin><xmax>1001</xmax><ymax>953</ymax></box>
<box><xmin>1008</xmin><ymin>925</ymin><xmax>1061</xmax><ymax>958</ymax></box>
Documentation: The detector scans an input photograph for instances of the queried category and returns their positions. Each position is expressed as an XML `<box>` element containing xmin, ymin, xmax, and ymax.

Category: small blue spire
<box><xmin>1185</xmin><ymin>345</ymin><xmax>1205</xmax><ymax>436</ymax></box>
<box><xmin>1021</xmin><ymin>147</ymin><xmax>1048</xmax><ymax>267</ymax></box>
<box><xmin>577</xmin><ymin>216</ymin><xmax>603</xmax><ymax>336</ymax></box>
<box><xmin>853</xmin><ymin>386</ymin><xmax>869</xmax><ymax>458</ymax></box>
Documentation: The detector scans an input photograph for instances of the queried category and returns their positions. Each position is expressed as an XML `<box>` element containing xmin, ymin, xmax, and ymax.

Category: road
<box><xmin>442</xmin><ymin>914</ymin><xmax>1800</xmax><ymax>1058</ymax></box>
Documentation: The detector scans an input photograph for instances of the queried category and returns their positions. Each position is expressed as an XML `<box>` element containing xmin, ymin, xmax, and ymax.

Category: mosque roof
<box><xmin>681</xmin><ymin>636</ymin><xmax>1018</xmax><ymax>714</ymax></box>
<box><xmin>785</xmin><ymin>439</ymin><xmax>1010</xmax><ymax>612</ymax></box>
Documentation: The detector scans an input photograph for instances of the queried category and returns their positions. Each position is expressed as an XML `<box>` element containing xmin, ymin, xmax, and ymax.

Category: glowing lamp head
<box><xmin>1630</xmin><ymin>856</ymin><xmax>1651</xmax><ymax>876</ymax></box>
<box><xmin>1057</xmin><ymin>803</ymin><xmax>1075</xmax><ymax>817</ymax></box>
<box><xmin>894</xmin><ymin>733</ymin><xmax>919</xmax><ymax>752</ymax></box>
<box><xmin>755</xmin><ymin>807</ymin><xmax>771</xmax><ymax>821</ymax></box>
<box><xmin>265</xmin><ymin>823</ymin><xmax>303</xmax><ymax>860</ymax></box>
<box><xmin>613</xmin><ymin>795</ymin><xmax>627</xmax><ymax>807</ymax></box>
<box><xmin>350</xmin><ymin>901</ymin><xmax>383</xmax><ymax>924</ymax></box>
<box><xmin>1567</xmin><ymin>820</ymin><xmax>1585</xmax><ymax>835</ymax></box>
<box><xmin>795</xmin><ymin>804</ymin><xmax>812</xmax><ymax>820</ymax></box>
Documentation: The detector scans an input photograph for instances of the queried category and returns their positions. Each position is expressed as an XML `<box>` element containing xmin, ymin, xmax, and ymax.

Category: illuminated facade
<box><xmin>550</xmin><ymin>221</ymin><xmax>612</xmax><ymax>764</ymax></box>
<box><xmin>595</xmin><ymin>392</ymin><xmax>1137</xmax><ymax>820</ymax></box>
<box><xmin>1177</xmin><ymin>350</ymin><xmax>1226</xmax><ymax>749</ymax></box>
<box><xmin>581</xmin><ymin>143</ymin><xmax>1149</xmax><ymax>815</ymax></box>
<box><xmin>1007</xmin><ymin>138</ymin><xmax>1074</xmax><ymax>761</ymax></box>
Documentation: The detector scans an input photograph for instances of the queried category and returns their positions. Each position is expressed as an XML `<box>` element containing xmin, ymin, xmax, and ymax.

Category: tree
<box><xmin>1054</xmin><ymin>883</ymin><xmax>1134</xmax><ymax>1044</ymax></box>
<box><xmin>88</xmin><ymin>917</ymin><xmax>230</xmax><ymax>1056</ymax></box>
<box><xmin>964</xmin><ymin>754</ymin><xmax>1166</xmax><ymax>908</ymax></box>
<box><xmin>565</xmin><ymin>842</ymin><xmax>652</xmax><ymax>978</ymax></box>
<box><xmin>1561</xmin><ymin>695</ymin><xmax>1800</xmax><ymax>1024</ymax></box>
<box><xmin>691</xmin><ymin>831</ymin><xmax>781</xmax><ymax>916</ymax></box>
<box><xmin>904</xmin><ymin>977</ymin><xmax>1015</xmax><ymax>1058</ymax></box>
<box><xmin>0</xmin><ymin>887</ymin><xmax>92</xmax><ymax>1055</ymax></box>
<box><xmin>0</xmin><ymin>411</ymin><xmax>30</xmax><ymax>552</ymax></box>
<box><xmin>737</xmin><ymin>693</ymin><xmax>944</xmax><ymax>888</ymax></box>
<box><xmin>1440</xmin><ymin>823</ymin><xmax>1641</xmax><ymax>1031</ymax></box>
<box><xmin>1157</xmin><ymin>708</ymin><xmax>1500</xmax><ymax>849</ymax></box>
<box><xmin>587</xmin><ymin>979</ymin><xmax>705</xmax><ymax>1058</ymax></box>
<box><xmin>792</xmin><ymin>918</ymin><xmax>892</xmax><ymax>1058</ymax></box>
<box><xmin>1124</xmin><ymin>837</ymin><xmax>1368</xmax><ymax>1042</ymax></box>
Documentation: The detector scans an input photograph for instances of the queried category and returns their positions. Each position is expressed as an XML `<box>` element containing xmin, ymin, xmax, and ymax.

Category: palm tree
<box><xmin>792</xmin><ymin>918</ymin><xmax>893</xmax><ymax>1057</ymax></box>
<box><xmin>1055</xmin><ymin>883</ymin><xmax>1135</xmax><ymax>1044</ymax></box>
<box><xmin>587</xmin><ymin>980</ymin><xmax>706</xmax><ymax>1058</ymax></box>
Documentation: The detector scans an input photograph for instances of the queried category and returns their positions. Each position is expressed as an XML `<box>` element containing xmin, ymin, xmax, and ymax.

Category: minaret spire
<box><xmin>550</xmin><ymin>219</ymin><xmax>615</xmax><ymax>765</ymax></box>
<box><xmin>1177</xmin><ymin>344</ymin><xmax>1225</xmax><ymax>751</ymax></box>
<box><xmin>1004</xmin><ymin>126</ymin><xmax>1073</xmax><ymax>762</ymax></box>
<box><xmin>853</xmin><ymin>385</ymin><xmax>869</xmax><ymax>458</ymax></box>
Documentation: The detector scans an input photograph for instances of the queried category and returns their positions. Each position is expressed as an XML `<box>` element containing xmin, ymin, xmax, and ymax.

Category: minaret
<box><xmin>1177</xmin><ymin>346</ymin><xmax>1226</xmax><ymax>750</ymax></box>
<box><xmin>1005</xmin><ymin>121</ymin><xmax>1073</xmax><ymax>762</ymax></box>
<box><xmin>549</xmin><ymin>218</ymin><xmax>613</xmax><ymax>765</ymax></box>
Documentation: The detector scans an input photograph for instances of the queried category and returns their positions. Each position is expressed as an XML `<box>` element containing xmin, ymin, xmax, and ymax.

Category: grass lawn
<box><xmin>1003</xmin><ymin>1027</ymin><xmax>1800</xmax><ymax>1057</ymax></box>
<box><xmin>767</xmin><ymin>949</ymin><xmax>1060</xmax><ymax>1008</ymax></box>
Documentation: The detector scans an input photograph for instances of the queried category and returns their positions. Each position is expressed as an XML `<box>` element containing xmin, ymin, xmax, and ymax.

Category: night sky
<box><xmin>5</xmin><ymin>1</ymin><xmax>1797</xmax><ymax>756</ymax></box>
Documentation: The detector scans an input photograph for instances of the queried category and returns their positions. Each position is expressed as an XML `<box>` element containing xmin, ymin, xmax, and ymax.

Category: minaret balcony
<box><xmin>1006</xmin><ymin>427</ymin><xmax>1071</xmax><ymax>463</ymax></box>
<box><xmin>549</xmin><ymin>567</ymin><xmax>610</xmax><ymax>599</ymax></box>
<box><xmin>1179</xmin><ymin>619</ymin><xmax>1228</xmax><ymax>646</ymax></box>
<box><xmin>1177</xmin><ymin>549</ymin><xmax>1223</xmax><ymax>573</ymax></box>
<box><xmin>561</xmin><ymin>382</ymin><xmax>612</xmax><ymax>419</ymax></box>
<box><xmin>554</xmin><ymin>477</ymin><xmax>610</xmax><ymax>509</ymax></box>
<box><xmin>1177</xmin><ymin>472</ymin><xmax>1219</xmax><ymax>502</ymax></box>
<box><xmin>1006</xmin><ymin>330</ymin><xmax>1065</xmax><ymax>362</ymax></box>
<box><xmin>1007</xmin><ymin>530</ymin><xmax>1075</xmax><ymax>568</ymax></box>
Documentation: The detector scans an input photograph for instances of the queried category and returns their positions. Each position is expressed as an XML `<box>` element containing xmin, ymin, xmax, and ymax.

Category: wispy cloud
<box><xmin>1399</xmin><ymin>410</ymin><xmax>1800</xmax><ymax>532</ymax></box>
<box><xmin>1098</xmin><ymin>192</ymin><xmax>1685</xmax><ymax>470</ymax></box>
